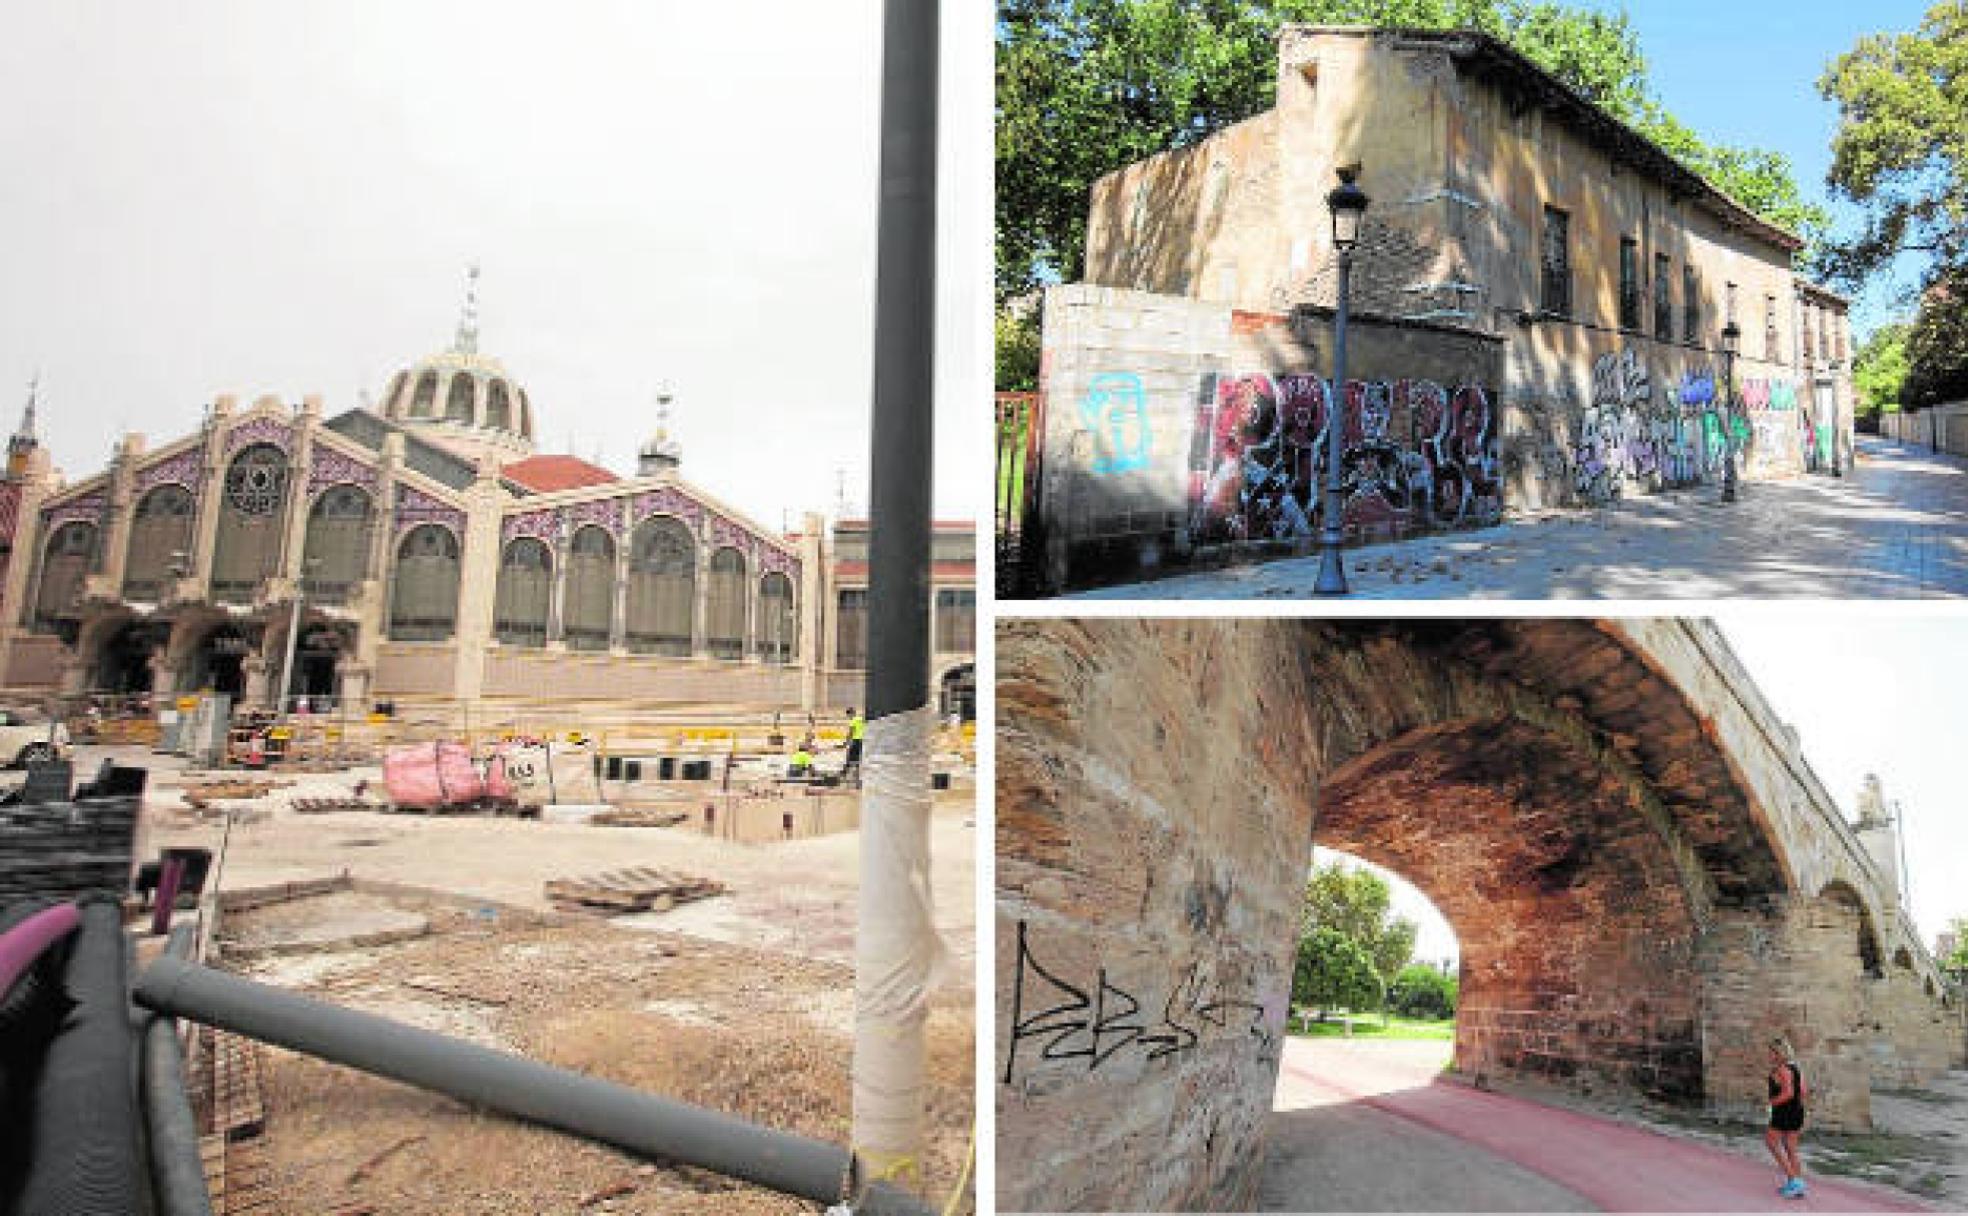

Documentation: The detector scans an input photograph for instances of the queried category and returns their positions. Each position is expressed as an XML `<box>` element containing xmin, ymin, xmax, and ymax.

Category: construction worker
<box><xmin>844</xmin><ymin>707</ymin><xmax>866</xmax><ymax>781</ymax></box>
<box><xmin>789</xmin><ymin>735</ymin><xmax>816</xmax><ymax>778</ymax></box>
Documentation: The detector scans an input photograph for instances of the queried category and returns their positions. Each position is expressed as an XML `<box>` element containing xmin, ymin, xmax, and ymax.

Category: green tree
<box><xmin>1944</xmin><ymin>917</ymin><xmax>1968</xmax><ymax>977</ymax></box>
<box><xmin>996</xmin><ymin>304</ymin><xmax>1043</xmax><ymax>393</ymax></box>
<box><xmin>1854</xmin><ymin>322</ymin><xmax>1911</xmax><ymax>416</ymax></box>
<box><xmin>1302</xmin><ymin>861</ymin><xmax>1419</xmax><ymax>983</ymax></box>
<box><xmin>1293</xmin><ymin>925</ymin><xmax>1385</xmax><ymax>1021</ymax></box>
<box><xmin>998</xmin><ymin>0</ymin><xmax>1823</xmax><ymax>298</ymax></box>
<box><xmin>1902</xmin><ymin>267</ymin><xmax>1968</xmax><ymax>409</ymax></box>
<box><xmin>1387</xmin><ymin>963</ymin><xmax>1459</xmax><ymax>1020</ymax></box>
<box><xmin>1820</xmin><ymin>3</ymin><xmax>1968</xmax><ymax>287</ymax></box>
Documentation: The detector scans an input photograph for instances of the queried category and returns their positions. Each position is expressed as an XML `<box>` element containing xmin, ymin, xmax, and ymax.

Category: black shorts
<box><xmin>1770</xmin><ymin>1105</ymin><xmax>1805</xmax><ymax>1133</ymax></box>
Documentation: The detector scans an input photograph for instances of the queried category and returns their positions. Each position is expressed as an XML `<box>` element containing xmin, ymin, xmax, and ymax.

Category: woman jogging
<box><xmin>1765</xmin><ymin>1035</ymin><xmax>1809</xmax><ymax>1199</ymax></box>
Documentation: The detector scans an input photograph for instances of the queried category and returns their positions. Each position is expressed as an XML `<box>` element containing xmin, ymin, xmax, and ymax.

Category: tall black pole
<box><xmin>1721</xmin><ymin>349</ymin><xmax>1738</xmax><ymax>503</ymax></box>
<box><xmin>856</xmin><ymin>0</ymin><xmax>939</xmax><ymax>1197</ymax></box>
<box><xmin>1315</xmin><ymin>246</ymin><xmax>1353</xmax><ymax>596</ymax></box>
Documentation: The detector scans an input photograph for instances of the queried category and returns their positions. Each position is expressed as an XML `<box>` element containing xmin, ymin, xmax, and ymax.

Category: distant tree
<box><xmin>1820</xmin><ymin>3</ymin><xmax>1968</xmax><ymax>288</ymax></box>
<box><xmin>1944</xmin><ymin>917</ymin><xmax>1968</xmax><ymax>978</ymax></box>
<box><xmin>1854</xmin><ymin>323</ymin><xmax>1911</xmax><ymax>416</ymax></box>
<box><xmin>1388</xmin><ymin>963</ymin><xmax>1459</xmax><ymax>1020</ymax></box>
<box><xmin>996</xmin><ymin>304</ymin><xmax>1043</xmax><ymax>393</ymax></box>
<box><xmin>1294</xmin><ymin>926</ymin><xmax>1384</xmax><ymax>1021</ymax></box>
<box><xmin>998</xmin><ymin>0</ymin><xmax>1824</xmax><ymax>298</ymax></box>
<box><xmin>1902</xmin><ymin>268</ymin><xmax>1968</xmax><ymax>409</ymax></box>
<box><xmin>1302</xmin><ymin>861</ymin><xmax>1419</xmax><ymax>984</ymax></box>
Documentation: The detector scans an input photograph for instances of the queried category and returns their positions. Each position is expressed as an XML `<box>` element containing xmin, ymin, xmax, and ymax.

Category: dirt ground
<box><xmin>99</xmin><ymin>746</ymin><xmax>976</xmax><ymax>1215</ymax></box>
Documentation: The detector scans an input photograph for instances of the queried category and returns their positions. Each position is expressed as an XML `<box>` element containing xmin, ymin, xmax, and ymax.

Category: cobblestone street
<box><xmin>1073</xmin><ymin>436</ymin><xmax>1968</xmax><ymax>600</ymax></box>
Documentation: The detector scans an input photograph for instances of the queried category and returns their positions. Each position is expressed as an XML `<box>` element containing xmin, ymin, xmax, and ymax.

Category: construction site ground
<box><xmin>89</xmin><ymin>743</ymin><xmax>976</xmax><ymax>1215</ymax></box>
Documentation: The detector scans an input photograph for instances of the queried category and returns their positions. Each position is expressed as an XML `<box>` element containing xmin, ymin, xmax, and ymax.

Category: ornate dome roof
<box><xmin>377</xmin><ymin>266</ymin><xmax>535</xmax><ymax>459</ymax></box>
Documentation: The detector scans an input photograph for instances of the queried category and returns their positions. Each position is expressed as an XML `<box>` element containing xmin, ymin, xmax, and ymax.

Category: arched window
<box><xmin>444</xmin><ymin>373</ymin><xmax>475</xmax><ymax>424</ymax></box>
<box><xmin>519</xmin><ymin>389</ymin><xmax>533</xmax><ymax>439</ymax></box>
<box><xmin>409</xmin><ymin>370</ymin><xmax>439</xmax><ymax>418</ymax></box>
<box><xmin>707</xmin><ymin>547</ymin><xmax>746</xmax><ymax>660</ymax></box>
<box><xmin>301</xmin><ymin>484</ymin><xmax>373</xmax><ymax>605</ymax></box>
<box><xmin>384</xmin><ymin>372</ymin><xmax>408</xmax><ymax>418</ymax></box>
<box><xmin>563</xmin><ymin>526</ymin><xmax>614</xmax><ymax>651</ymax></box>
<box><xmin>389</xmin><ymin>525</ymin><xmax>460</xmax><ymax>641</ymax></box>
<box><xmin>494</xmin><ymin>537</ymin><xmax>552</xmax><ymax>647</ymax></box>
<box><xmin>211</xmin><ymin>444</ymin><xmax>289</xmax><ymax>604</ymax></box>
<box><xmin>122</xmin><ymin>484</ymin><xmax>195</xmax><ymax>600</ymax></box>
<box><xmin>32</xmin><ymin>521</ymin><xmax>96</xmax><ymax>631</ymax></box>
<box><xmin>486</xmin><ymin>379</ymin><xmax>513</xmax><ymax>431</ymax></box>
<box><xmin>624</xmin><ymin>517</ymin><xmax>694</xmax><ymax>656</ymax></box>
<box><xmin>758</xmin><ymin>572</ymin><xmax>796</xmax><ymax>663</ymax></box>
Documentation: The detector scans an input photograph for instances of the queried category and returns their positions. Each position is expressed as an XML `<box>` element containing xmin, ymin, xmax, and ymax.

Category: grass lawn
<box><xmin>1290</xmin><ymin>1013</ymin><xmax>1455</xmax><ymax>1041</ymax></box>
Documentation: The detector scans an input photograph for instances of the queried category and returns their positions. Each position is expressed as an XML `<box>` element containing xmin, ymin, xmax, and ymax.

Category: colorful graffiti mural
<box><xmin>1078</xmin><ymin>372</ymin><xmax>1153</xmax><ymax>475</ymax></box>
<box><xmin>1186</xmin><ymin>372</ymin><xmax>1499</xmax><ymax>545</ymax></box>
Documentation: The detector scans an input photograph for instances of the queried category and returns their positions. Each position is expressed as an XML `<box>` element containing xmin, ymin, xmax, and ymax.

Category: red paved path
<box><xmin>1284</xmin><ymin>1056</ymin><xmax>1931</xmax><ymax>1213</ymax></box>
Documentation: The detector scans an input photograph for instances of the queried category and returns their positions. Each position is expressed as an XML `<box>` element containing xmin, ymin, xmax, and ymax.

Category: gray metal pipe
<box><xmin>133</xmin><ymin>955</ymin><xmax>930</xmax><ymax>1214</ymax></box>
<box><xmin>139</xmin><ymin>926</ymin><xmax>215</xmax><ymax>1216</ymax></box>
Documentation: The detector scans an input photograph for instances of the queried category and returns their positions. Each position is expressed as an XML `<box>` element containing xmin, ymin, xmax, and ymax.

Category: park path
<box><xmin>1074</xmin><ymin>436</ymin><xmax>1968</xmax><ymax>599</ymax></box>
<box><xmin>1263</xmin><ymin>1039</ymin><xmax>1932</xmax><ymax>1212</ymax></box>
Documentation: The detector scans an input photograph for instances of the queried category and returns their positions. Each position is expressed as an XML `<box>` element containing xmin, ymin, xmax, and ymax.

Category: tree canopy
<box><xmin>1902</xmin><ymin>268</ymin><xmax>1968</xmax><ymax>409</ymax></box>
<box><xmin>998</xmin><ymin>0</ymin><xmax>1827</xmax><ymax>299</ymax></box>
<box><xmin>1293</xmin><ymin>925</ymin><xmax>1385</xmax><ymax>1016</ymax></box>
<box><xmin>1820</xmin><ymin>2</ymin><xmax>1968</xmax><ymax>288</ymax></box>
<box><xmin>1854</xmin><ymin>322</ymin><xmax>1911</xmax><ymax>415</ymax></box>
<box><xmin>1302</xmin><ymin>861</ymin><xmax>1419</xmax><ymax>982</ymax></box>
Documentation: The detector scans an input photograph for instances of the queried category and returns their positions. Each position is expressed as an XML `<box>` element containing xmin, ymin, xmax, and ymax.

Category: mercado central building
<box><xmin>0</xmin><ymin>292</ymin><xmax>976</xmax><ymax>722</ymax></box>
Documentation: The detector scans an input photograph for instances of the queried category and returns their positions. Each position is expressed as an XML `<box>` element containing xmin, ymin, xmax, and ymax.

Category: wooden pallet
<box><xmin>291</xmin><ymin>797</ymin><xmax>387</xmax><ymax>815</ymax></box>
<box><xmin>544</xmin><ymin>867</ymin><xmax>725</xmax><ymax>915</ymax></box>
<box><xmin>588</xmin><ymin>808</ymin><xmax>689</xmax><ymax>828</ymax></box>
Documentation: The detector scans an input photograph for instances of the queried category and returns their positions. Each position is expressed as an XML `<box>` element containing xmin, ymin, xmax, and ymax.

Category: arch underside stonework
<box><xmin>996</xmin><ymin>618</ymin><xmax>1963</xmax><ymax>1213</ymax></box>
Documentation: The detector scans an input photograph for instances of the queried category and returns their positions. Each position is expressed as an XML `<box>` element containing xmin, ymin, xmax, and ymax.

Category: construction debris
<box><xmin>588</xmin><ymin>808</ymin><xmax>689</xmax><ymax>829</ymax></box>
<box><xmin>291</xmin><ymin>797</ymin><xmax>389</xmax><ymax>815</ymax></box>
<box><xmin>543</xmin><ymin>868</ymin><xmax>726</xmax><ymax>916</ymax></box>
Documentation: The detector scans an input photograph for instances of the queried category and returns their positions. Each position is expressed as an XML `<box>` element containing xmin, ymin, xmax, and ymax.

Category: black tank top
<box><xmin>1769</xmin><ymin>1062</ymin><xmax>1803</xmax><ymax>1113</ymax></box>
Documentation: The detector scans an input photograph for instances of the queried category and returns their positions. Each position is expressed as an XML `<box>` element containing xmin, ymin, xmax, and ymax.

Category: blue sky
<box><xmin>1578</xmin><ymin>0</ymin><xmax>1940</xmax><ymax>340</ymax></box>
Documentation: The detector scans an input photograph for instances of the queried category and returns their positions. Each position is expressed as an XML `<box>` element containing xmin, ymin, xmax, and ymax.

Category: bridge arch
<box><xmin>996</xmin><ymin>618</ymin><xmax>1958</xmax><ymax>1213</ymax></box>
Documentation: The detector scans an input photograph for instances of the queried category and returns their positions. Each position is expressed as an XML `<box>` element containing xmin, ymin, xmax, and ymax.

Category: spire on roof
<box><xmin>453</xmin><ymin>263</ymin><xmax>481</xmax><ymax>354</ymax></box>
<box><xmin>8</xmin><ymin>372</ymin><xmax>40</xmax><ymax>472</ymax></box>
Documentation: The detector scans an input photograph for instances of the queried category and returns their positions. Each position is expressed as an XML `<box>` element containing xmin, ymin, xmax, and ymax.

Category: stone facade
<box><xmin>1029</xmin><ymin>27</ymin><xmax>1856</xmax><ymax>589</ymax></box>
<box><xmin>0</xmin><ymin>312</ymin><xmax>974</xmax><ymax>721</ymax></box>
<box><xmin>996</xmin><ymin>618</ymin><xmax>1964</xmax><ymax>1212</ymax></box>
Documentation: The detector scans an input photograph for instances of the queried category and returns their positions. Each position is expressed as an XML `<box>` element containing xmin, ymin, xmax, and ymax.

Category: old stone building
<box><xmin>1030</xmin><ymin>26</ymin><xmax>1855</xmax><ymax>585</ymax></box>
<box><xmin>0</xmin><ymin>282</ymin><xmax>974</xmax><ymax>721</ymax></box>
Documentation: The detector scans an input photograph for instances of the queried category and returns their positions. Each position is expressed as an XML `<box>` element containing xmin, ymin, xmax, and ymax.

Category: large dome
<box><xmin>377</xmin><ymin>267</ymin><xmax>536</xmax><ymax>464</ymax></box>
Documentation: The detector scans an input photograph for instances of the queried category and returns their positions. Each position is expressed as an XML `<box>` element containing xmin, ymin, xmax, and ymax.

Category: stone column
<box><xmin>609</xmin><ymin>529</ymin><xmax>630</xmax><ymax>653</ymax></box>
<box><xmin>190</xmin><ymin>397</ymin><xmax>235</xmax><ymax>589</ymax></box>
<box><xmin>449</xmin><ymin>464</ymin><xmax>503</xmax><ymax>704</ymax></box>
<box><xmin>280</xmin><ymin>399</ymin><xmax>321</xmax><ymax>582</ymax></box>
<box><xmin>691</xmin><ymin>540</ymin><xmax>710</xmax><ymax>658</ymax></box>
<box><xmin>148</xmin><ymin>649</ymin><xmax>178</xmax><ymax>700</ymax></box>
<box><xmin>242</xmin><ymin>654</ymin><xmax>271</xmax><ymax>708</ymax></box>
<box><xmin>797</xmin><ymin>513</ymin><xmax>824</xmax><ymax>712</ymax></box>
<box><xmin>97</xmin><ymin>434</ymin><xmax>144</xmax><ymax>591</ymax></box>
<box><xmin>546</xmin><ymin>526</ymin><xmax>569</xmax><ymax>649</ymax></box>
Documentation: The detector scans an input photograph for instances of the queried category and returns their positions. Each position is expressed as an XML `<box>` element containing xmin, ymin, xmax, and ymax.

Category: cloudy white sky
<box><xmin>0</xmin><ymin>2</ymin><xmax>987</xmax><ymax>531</ymax></box>
<box><xmin>1333</xmin><ymin>614</ymin><xmax>1968</xmax><ymax>968</ymax></box>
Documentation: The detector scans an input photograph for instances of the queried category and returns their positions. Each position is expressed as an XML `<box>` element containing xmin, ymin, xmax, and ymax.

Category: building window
<box><xmin>758</xmin><ymin>572</ymin><xmax>796</xmax><ymax>663</ymax></box>
<box><xmin>1726</xmin><ymin>281</ymin><xmax>1738</xmax><ymax>326</ymax></box>
<box><xmin>1802</xmin><ymin>301</ymin><xmax>1815</xmax><ymax>362</ymax></box>
<box><xmin>32</xmin><ymin>521</ymin><xmax>96</xmax><ymax>631</ymax></box>
<box><xmin>211</xmin><ymin>443</ymin><xmax>289</xmax><ymax>604</ymax></box>
<box><xmin>409</xmin><ymin>370</ymin><xmax>439</xmax><ymax>418</ymax></box>
<box><xmin>934</xmin><ymin>588</ymin><xmax>975</xmax><ymax>656</ymax></box>
<box><xmin>835</xmin><ymin>588</ymin><xmax>868</xmax><ymax>670</ymax></box>
<box><xmin>1540</xmin><ymin>206</ymin><xmax>1571</xmax><ymax>317</ymax></box>
<box><xmin>1819</xmin><ymin>308</ymin><xmax>1830</xmax><ymax>364</ymax></box>
<box><xmin>493</xmin><ymin>537</ymin><xmax>552</xmax><ymax>647</ymax></box>
<box><xmin>1682</xmin><ymin>265</ymin><xmax>1700</xmax><ymax>344</ymax></box>
<box><xmin>624</xmin><ymin>516</ymin><xmax>694</xmax><ymax>656</ymax></box>
<box><xmin>706</xmin><ymin>548</ymin><xmax>747</xmax><ymax>660</ymax></box>
<box><xmin>301</xmin><ymin>484</ymin><xmax>372</xmax><ymax>606</ymax></box>
<box><xmin>563</xmin><ymin>525</ymin><xmax>614</xmax><ymax>651</ymax></box>
<box><xmin>1653</xmin><ymin>253</ymin><xmax>1673</xmax><ymax>340</ymax></box>
<box><xmin>1766</xmin><ymin>294</ymin><xmax>1780</xmax><ymax>363</ymax></box>
<box><xmin>389</xmin><ymin>524</ymin><xmax>461</xmax><ymax>641</ymax></box>
<box><xmin>444</xmin><ymin>373</ymin><xmax>475</xmax><ymax>424</ymax></box>
<box><xmin>1619</xmin><ymin>238</ymin><xmax>1641</xmax><ymax>331</ymax></box>
<box><xmin>123</xmin><ymin>484</ymin><xmax>195</xmax><ymax>601</ymax></box>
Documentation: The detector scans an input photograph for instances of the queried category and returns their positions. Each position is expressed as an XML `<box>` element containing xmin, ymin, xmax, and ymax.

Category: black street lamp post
<box><xmin>1315</xmin><ymin>166</ymin><xmax>1369</xmax><ymax>597</ymax></box>
<box><xmin>1720</xmin><ymin>320</ymin><xmax>1740</xmax><ymax>504</ymax></box>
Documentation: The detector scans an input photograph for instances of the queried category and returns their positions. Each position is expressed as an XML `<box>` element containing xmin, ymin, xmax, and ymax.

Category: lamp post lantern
<box><xmin>1720</xmin><ymin>320</ymin><xmax>1740</xmax><ymax>504</ymax></box>
<box><xmin>1315</xmin><ymin>166</ymin><xmax>1369</xmax><ymax>597</ymax></box>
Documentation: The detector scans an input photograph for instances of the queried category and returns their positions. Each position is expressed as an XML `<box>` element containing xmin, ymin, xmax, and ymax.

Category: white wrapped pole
<box><xmin>855</xmin><ymin>0</ymin><xmax>940</xmax><ymax>1194</ymax></box>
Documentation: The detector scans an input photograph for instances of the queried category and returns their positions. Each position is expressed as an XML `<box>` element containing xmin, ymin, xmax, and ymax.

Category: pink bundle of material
<box><xmin>382</xmin><ymin>741</ymin><xmax>486</xmax><ymax>808</ymax></box>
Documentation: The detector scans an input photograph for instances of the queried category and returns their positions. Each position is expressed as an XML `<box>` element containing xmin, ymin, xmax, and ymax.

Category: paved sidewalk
<box><xmin>1074</xmin><ymin>437</ymin><xmax>1968</xmax><ymax>600</ymax></box>
<box><xmin>1265</xmin><ymin>1039</ymin><xmax>1932</xmax><ymax>1212</ymax></box>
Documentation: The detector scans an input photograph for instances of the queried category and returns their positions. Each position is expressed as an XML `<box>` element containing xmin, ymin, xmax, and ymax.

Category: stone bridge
<box><xmin>996</xmin><ymin>618</ymin><xmax>1967</xmax><ymax>1212</ymax></box>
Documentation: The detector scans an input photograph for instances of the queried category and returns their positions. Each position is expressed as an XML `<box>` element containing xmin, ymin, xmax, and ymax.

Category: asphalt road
<box><xmin>1261</xmin><ymin>1039</ymin><xmax>1932</xmax><ymax>1212</ymax></box>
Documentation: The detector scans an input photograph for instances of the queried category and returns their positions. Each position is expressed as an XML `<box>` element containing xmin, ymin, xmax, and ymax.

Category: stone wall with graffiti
<box><xmin>1503</xmin><ymin>340</ymin><xmax>1810</xmax><ymax>509</ymax></box>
